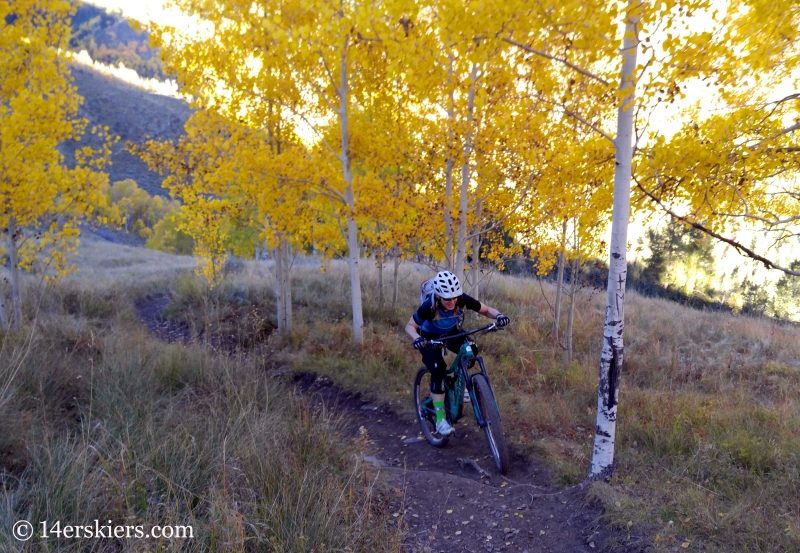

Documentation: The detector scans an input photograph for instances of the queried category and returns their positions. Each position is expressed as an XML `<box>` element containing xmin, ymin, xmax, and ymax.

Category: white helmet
<box><xmin>433</xmin><ymin>270</ymin><xmax>462</xmax><ymax>299</ymax></box>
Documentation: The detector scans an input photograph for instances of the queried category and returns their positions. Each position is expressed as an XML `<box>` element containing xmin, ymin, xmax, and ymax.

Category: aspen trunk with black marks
<box><xmin>340</xmin><ymin>38</ymin><xmax>364</xmax><ymax>344</ymax></box>
<box><xmin>7</xmin><ymin>219</ymin><xmax>22</xmax><ymax>331</ymax></box>
<box><xmin>454</xmin><ymin>64</ymin><xmax>478</xmax><ymax>286</ymax></box>
<box><xmin>588</xmin><ymin>0</ymin><xmax>640</xmax><ymax>481</ymax></box>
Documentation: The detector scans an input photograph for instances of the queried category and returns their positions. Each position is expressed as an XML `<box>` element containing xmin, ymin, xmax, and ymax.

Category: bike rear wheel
<box><xmin>413</xmin><ymin>367</ymin><xmax>449</xmax><ymax>448</ymax></box>
<box><xmin>472</xmin><ymin>373</ymin><xmax>509</xmax><ymax>473</ymax></box>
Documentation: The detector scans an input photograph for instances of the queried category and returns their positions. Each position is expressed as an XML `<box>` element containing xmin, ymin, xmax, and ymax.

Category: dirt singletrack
<box><xmin>293</xmin><ymin>372</ymin><xmax>610</xmax><ymax>553</ymax></box>
<box><xmin>135</xmin><ymin>296</ymin><xmax>617</xmax><ymax>552</ymax></box>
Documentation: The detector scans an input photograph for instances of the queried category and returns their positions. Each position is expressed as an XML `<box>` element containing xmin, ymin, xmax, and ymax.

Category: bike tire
<box><xmin>472</xmin><ymin>373</ymin><xmax>509</xmax><ymax>473</ymax></box>
<box><xmin>413</xmin><ymin>367</ymin><xmax>449</xmax><ymax>448</ymax></box>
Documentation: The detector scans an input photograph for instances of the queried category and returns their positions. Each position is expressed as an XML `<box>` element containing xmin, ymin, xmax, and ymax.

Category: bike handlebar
<box><xmin>423</xmin><ymin>322</ymin><xmax>501</xmax><ymax>349</ymax></box>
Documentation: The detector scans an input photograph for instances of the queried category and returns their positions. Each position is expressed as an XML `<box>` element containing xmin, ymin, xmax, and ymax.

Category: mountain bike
<box><xmin>412</xmin><ymin>323</ymin><xmax>509</xmax><ymax>474</ymax></box>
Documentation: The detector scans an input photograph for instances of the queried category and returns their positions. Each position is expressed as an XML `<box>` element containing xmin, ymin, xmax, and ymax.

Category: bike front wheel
<box><xmin>472</xmin><ymin>373</ymin><xmax>509</xmax><ymax>473</ymax></box>
<box><xmin>413</xmin><ymin>367</ymin><xmax>449</xmax><ymax>448</ymax></box>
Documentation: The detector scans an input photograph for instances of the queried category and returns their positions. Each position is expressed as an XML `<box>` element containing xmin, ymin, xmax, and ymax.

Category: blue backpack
<box><xmin>420</xmin><ymin>278</ymin><xmax>436</xmax><ymax>306</ymax></box>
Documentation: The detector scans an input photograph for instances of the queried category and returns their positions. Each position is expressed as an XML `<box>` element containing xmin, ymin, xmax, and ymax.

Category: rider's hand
<box><xmin>413</xmin><ymin>337</ymin><xmax>427</xmax><ymax>351</ymax></box>
<box><xmin>495</xmin><ymin>313</ymin><xmax>510</xmax><ymax>328</ymax></box>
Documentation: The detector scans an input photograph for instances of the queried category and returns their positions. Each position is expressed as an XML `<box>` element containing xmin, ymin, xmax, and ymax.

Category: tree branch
<box><xmin>319</xmin><ymin>52</ymin><xmax>340</xmax><ymax>97</ymax></box>
<box><xmin>561</xmin><ymin>107</ymin><xmax>615</xmax><ymax>144</ymax></box>
<box><xmin>635</xmin><ymin>180</ymin><xmax>800</xmax><ymax>276</ymax></box>
<box><xmin>500</xmin><ymin>36</ymin><xmax>610</xmax><ymax>86</ymax></box>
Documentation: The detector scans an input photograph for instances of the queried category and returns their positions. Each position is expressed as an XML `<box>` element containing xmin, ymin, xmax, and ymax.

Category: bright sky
<box><xmin>86</xmin><ymin>0</ymin><xmax>191</xmax><ymax>28</ymax></box>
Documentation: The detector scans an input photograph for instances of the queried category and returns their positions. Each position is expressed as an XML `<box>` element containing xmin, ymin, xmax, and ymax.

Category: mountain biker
<box><xmin>405</xmin><ymin>270</ymin><xmax>510</xmax><ymax>436</ymax></box>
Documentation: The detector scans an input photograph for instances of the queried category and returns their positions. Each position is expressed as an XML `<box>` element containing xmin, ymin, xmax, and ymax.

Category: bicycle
<box><xmin>412</xmin><ymin>322</ymin><xmax>509</xmax><ymax>474</ymax></box>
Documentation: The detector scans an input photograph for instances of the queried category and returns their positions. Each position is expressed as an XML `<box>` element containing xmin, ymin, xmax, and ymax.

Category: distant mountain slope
<box><xmin>69</xmin><ymin>1</ymin><xmax>163</xmax><ymax>79</ymax></box>
<box><xmin>64</xmin><ymin>65</ymin><xmax>191</xmax><ymax>197</ymax></box>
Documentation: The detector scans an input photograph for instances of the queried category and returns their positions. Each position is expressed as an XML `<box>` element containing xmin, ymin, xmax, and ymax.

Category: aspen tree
<box><xmin>390</xmin><ymin>0</ymin><xmax>551</xmax><ymax>280</ymax></box>
<box><xmin>502</xmin><ymin>0</ymin><xmax>800</xmax><ymax>478</ymax></box>
<box><xmin>133</xmin><ymin>109</ymin><xmax>320</xmax><ymax>334</ymax></box>
<box><xmin>0</xmin><ymin>0</ymin><xmax>113</xmax><ymax>331</ymax></box>
<box><xmin>148</xmin><ymin>0</ymin><xmax>405</xmax><ymax>342</ymax></box>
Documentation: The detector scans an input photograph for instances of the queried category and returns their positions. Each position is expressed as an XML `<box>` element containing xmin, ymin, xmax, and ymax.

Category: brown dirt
<box><xmin>136</xmin><ymin>295</ymin><xmax>621</xmax><ymax>553</ymax></box>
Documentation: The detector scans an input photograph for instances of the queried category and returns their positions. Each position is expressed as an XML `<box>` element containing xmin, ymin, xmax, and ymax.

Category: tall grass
<box><xmin>0</xmin><ymin>252</ymin><xmax>400</xmax><ymax>552</ymax></box>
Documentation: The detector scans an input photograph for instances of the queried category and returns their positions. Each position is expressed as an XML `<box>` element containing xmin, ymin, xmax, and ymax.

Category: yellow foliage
<box><xmin>0</xmin><ymin>0</ymin><xmax>115</xmax><ymax>322</ymax></box>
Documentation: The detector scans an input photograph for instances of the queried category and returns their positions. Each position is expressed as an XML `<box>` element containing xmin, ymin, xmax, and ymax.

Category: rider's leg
<box><xmin>422</xmin><ymin>347</ymin><xmax>449</xmax><ymax>426</ymax></box>
<box><xmin>445</xmin><ymin>336</ymin><xmax>470</xmax><ymax>402</ymax></box>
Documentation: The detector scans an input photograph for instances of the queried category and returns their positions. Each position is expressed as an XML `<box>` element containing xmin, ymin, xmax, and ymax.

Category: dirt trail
<box><xmin>294</xmin><ymin>373</ymin><xmax>609</xmax><ymax>553</ymax></box>
<box><xmin>136</xmin><ymin>297</ymin><xmax>614</xmax><ymax>553</ymax></box>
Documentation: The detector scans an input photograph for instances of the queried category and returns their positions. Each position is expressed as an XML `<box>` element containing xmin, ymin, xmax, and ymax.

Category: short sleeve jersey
<box><xmin>413</xmin><ymin>294</ymin><xmax>482</xmax><ymax>337</ymax></box>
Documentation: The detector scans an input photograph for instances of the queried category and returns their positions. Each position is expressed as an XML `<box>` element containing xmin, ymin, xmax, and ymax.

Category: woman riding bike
<box><xmin>405</xmin><ymin>270</ymin><xmax>510</xmax><ymax>436</ymax></box>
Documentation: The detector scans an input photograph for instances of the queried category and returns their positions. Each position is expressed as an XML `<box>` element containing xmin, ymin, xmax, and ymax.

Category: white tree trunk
<box><xmin>589</xmin><ymin>1</ymin><xmax>640</xmax><ymax>481</ymax></box>
<box><xmin>444</xmin><ymin>56</ymin><xmax>455</xmax><ymax>270</ymax></box>
<box><xmin>281</xmin><ymin>242</ymin><xmax>292</xmax><ymax>333</ymax></box>
<box><xmin>274</xmin><ymin>240</ymin><xmax>293</xmax><ymax>334</ymax></box>
<box><xmin>377</xmin><ymin>258</ymin><xmax>384</xmax><ymax>308</ymax></box>
<box><xmin>376</xmin><ymin>222</ymin><xmax>384</xmax><ymax>307</ymax></box>
<box><xmin>454</xmin><ymin>64</ymin><xmax>478</xmax><ymax>285</ymax></box>
<box><xmin>391</xmin><ymin>245</ymin><xmax>400</xmax><ymax>311</ymax></box>
<box><xmin>565</xmin><ymin>252</ymin><xmax>579</xmax><ymax>366</ymax></box>
<box><xmin>471</xmin><ymin>199</ymin><xmax>482</xmax><ymax>297</ymax></box>
<box><xmin>340</xmin><ymin>40</ymin><xmax>364</xmax><ymax>344</ymax></box>
<box><xmin>274</xmin><ymin>244</ymin><xmax>285</xmax><ymax>334</ymax></box>
<box><xmin>8</xmin><ymin>218</ymin><xmax>22</xmax><ymax>331</ymax></box>
<box><xmin>0</xmin><ymin>287</ymin><xmax>8</xmax><ymax>331</ymax></box>
<box><xmin>554</xmin><ymin>220</ymin><xmax>567</xmax><ymax>343</ymax></box>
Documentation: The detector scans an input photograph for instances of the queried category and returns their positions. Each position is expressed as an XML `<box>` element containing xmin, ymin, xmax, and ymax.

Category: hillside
<box><xmin>68</xmin><ymin>1</ymin><xmax>163</xmax><ymax>78</ymax></box>
<box><xmin>63</xmin><ymin>64</ymin><xmax>190</xmax><ymax>197</ymax></box>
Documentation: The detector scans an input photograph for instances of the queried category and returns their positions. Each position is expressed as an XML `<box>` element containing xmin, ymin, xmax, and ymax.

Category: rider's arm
<box><xmin>405</xmin><ymin>317</ymin><xmax>422</xmax><ymax>341</ymax></box>
<box><xmin>460</xmin><ymin>293</ymin><xmax>501</xmax><ymax>319</ymax></box>
<box><xmin>407</xmin><ymin>299</ymin><xmax>435</xmax><ymax>341</ymax></box>
<box><xmin>478</xmin><ymin>303</ymin><xmax>502</xmax><ymax>319</ymax></box>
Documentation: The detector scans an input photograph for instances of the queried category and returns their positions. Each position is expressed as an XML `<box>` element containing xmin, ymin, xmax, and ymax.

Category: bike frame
<box><xmin>428</xmin><ymin>323</ymin><xmax>497</xmax><ymax>427</ymax></box>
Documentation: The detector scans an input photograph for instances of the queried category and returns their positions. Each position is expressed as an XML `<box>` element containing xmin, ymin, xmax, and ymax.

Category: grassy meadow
<box><xmin>0</xmin><ymin>237</ymin><xmax>400</xmax><ymax>552</ymax></box>
<box><xmin>2</xmin><ymin>235</ymin><xmax>800</xmax><ymax>552</ymax></box>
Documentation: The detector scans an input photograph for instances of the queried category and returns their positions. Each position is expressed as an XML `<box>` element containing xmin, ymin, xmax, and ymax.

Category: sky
<box><xmin>86</xmin><ymin>0</ymin><xmax>191</xmax><ymax>28</ymax></box>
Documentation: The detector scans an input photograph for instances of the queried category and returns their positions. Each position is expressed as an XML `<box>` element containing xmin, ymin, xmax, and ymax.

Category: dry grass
<box><xmin>2</xmin><ymin>240</ymin><xmax>799</xmax><ymax>552</ymax></box>
<box><xmin>0</xmin><ymin>248</ymin><xmax>401</xmax><ymax>552</ymax></box>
